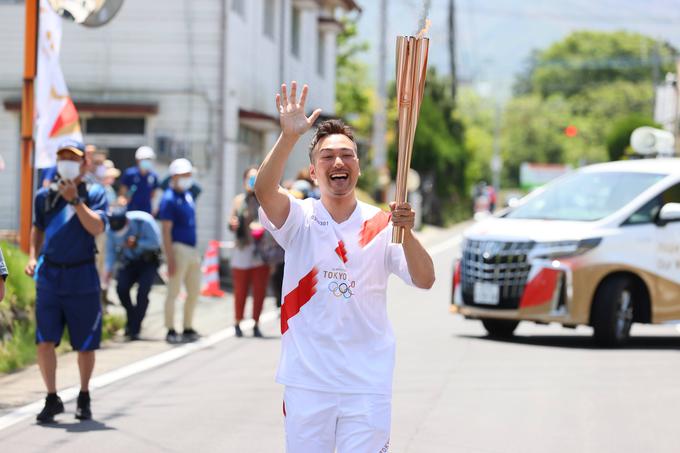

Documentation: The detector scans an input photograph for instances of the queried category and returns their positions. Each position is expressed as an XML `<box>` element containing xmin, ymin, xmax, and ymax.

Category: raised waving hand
<box><xmin>276</xmin><ymin>81</ymin><xmax>322</xmax><ymax>137</ymax></box>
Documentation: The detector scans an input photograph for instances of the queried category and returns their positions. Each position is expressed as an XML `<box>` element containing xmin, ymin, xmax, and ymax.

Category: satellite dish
<box><xmin>48</xmin><ymin>0</ymin><xmax>101</xmax><ymax>23</ymax></box>
<box><xmin>630</xmin><ymin>127</ymin><xmax>675</xmax><ymax>157</ymax></box>
<box><xmin>82</xmin><ymin>0</ymin><xmax>124</xmax><ymax>27</ymax></box>
<box><xmin>48</xmin><ymin>0</ymin><xmax>124</xmax><ymax>27</ymax></box>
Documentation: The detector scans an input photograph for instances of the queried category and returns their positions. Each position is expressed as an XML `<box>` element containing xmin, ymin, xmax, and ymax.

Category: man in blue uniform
<box><xmin>119</xmin><ymin>146</ymin><xmax>159</xmax><ymax>213</ymax></box>
<box><xmin>104</xmin><ymin>208</ymin><xmax>162</xmax><ymax>340</ymax></box>
<box><xmin>158</xmin><ymin>158</ymin><xmax>201</xmax><ymax>343</ymax></box>
<box><xmin>0</xmin><ymin>246</ymin><xmax>7</xmax><ymax>302</ymax></box>
<box><xmin>24</xmin><ymin>140</ymin><xmax>108</xmax><ymax>423</ymax></box>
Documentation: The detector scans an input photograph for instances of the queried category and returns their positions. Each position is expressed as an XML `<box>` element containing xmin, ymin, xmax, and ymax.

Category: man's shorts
<box><xmin>35</xmin><ymin>288</ymin><xmax>102</xmax><ymax>351</ymax></box>
<box><xmin>283</xmin><ymin>386</ymin><xmax>391</xmax><ymax>453</ymax></box>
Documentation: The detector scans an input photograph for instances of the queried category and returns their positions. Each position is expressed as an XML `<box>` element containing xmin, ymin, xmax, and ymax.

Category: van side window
<box><xmin>624</xmin><ymin>183</ymin><xmax>680</xmax><ymax>225</ymax></box>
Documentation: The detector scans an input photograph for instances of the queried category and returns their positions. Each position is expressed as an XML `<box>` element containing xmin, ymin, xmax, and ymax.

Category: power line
<box><xmin>463</xmin><ymin>4</ymin><xmax>680</xmax><ymax>26</ymax></box>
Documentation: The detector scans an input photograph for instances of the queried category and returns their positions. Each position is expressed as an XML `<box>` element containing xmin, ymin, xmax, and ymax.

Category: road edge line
<box><xmin>0</xmin><ymin>310</ymin><xmax>278</xmax><ymax>432</ymax></box>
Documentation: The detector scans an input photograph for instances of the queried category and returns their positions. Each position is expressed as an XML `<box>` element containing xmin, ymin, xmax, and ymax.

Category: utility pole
<box><xmin>19</xmin><ymin>0</ymin><xmax>38</xmax><ymax>253</ymax></box>
<box><xmin>371</xmin><ymin>0</ymin><xmax>388</xmax><ymax>176</ymax></box>
<box><xmin>447</xmin><ymin>0</ymin><xmax>457</xmax><ymax>104</ymax></box>
<box><xmin>491</xmin><ymin>102</ymin><xmax>502</xmax><ymax>193</ymax></box>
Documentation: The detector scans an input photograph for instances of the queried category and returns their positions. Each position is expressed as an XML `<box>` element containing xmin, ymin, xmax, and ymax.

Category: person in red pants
<box><xmin>229</xmin><ymin>167</ymin><xmax>271</xmax><ymax>337</ymax></box>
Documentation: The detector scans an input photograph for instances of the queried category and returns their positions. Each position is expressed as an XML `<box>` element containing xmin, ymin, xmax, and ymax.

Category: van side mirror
<box><xmin>658</xmin><ymin>203</ymin><xmax>680</xmax><ymax>226</ymax></box>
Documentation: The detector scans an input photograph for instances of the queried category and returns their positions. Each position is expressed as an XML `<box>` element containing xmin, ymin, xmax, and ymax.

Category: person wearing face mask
<box><xmin>83</xmin><ymin>145</ymin><xmax>106</xmax><ymax>184</ymax></box>
<box><xmin>102</xmin><ymin>160</ymin><xmax>121</xmax><ymax>207</ymax></box>
<box><xmin>91</xmin><ymin>150</ymin><xmax>108</xmax><ymax>183</ymax></box>
<box><xmin>228</xmin><ymin>166</ymin><xmax>277</xmax><ymax>337</ymax></box>
<box><xmin>104</xmin><ymin>208</ymin><xmax>162</xmax><ymax>341</ymax></box>
<box><xmin>158</xmin><ymin>158</ymin><xmax>201</xmax><ymax>344</ymax></box>
<box><xmin>82</xmin><ymin>146</ymin><xmax>110</xmax><ymax>305</ymax></box>
<box><xmin>24</xmin><ymin>139</ymin><xmax>109</xmax><ymax>424</ymax></box>
<box><xmin>119</xmin><ymin>146</ymin><xmax>160</xmax><ymax>214</ymax></box>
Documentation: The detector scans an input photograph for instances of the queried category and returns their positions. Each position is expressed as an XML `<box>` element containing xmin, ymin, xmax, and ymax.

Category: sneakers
<box><xmin>36</xmin><ymin>392</ymin><xmax>93</xmax><ymax>423</ymax></box>
<box><xmin>182</xmin><ymin>328</ymin><xmax>200</xmax><ymax>342</ymax></box>
<box><xmin>166</xmin><ymin>329</ymin><xmax>181</xmax><ymax>344</ymax></box>
<box><xmin>253</xmin><ymin>324</ymin><xmax>263</xmax><ymax>338</ymax></box>
<box><xmin>234</xmin><ymin>324</ymin><xmax>243</xmax><ymax>338</ymax></box>
<box><xmin>36</xmin><ymin>394</ymin><xmax>64</xmax><ymax>424</ymax></box>
<box><xmin>75</xmin><ymin>391</ymin><xmax>92</xmax><ymax>420</ymax></box>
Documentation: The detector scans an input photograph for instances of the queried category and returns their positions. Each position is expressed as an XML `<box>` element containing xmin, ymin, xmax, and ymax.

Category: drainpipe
<box><xmin>279</xmin><ymin>0</ymin><xmax>286</xmax><ymax>84</ymax></box>
<box><xmin>216</xmin><ymin>0</ymin><xmax>227</xmax><ymax>241</ymax></box>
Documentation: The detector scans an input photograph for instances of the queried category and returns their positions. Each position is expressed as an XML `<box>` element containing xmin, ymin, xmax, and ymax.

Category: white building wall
<box><xmin>59</xmin><ymin>0</ymin><xmax>222</xmax><ymax>248</ymax></box>
<box><xmin>0</xmin><ymin>1</ymin><xmax>222</xmax><ymax>247</ymax></box>
<box><xmin>0</xmin><ymin>3</ymin><xmax>25</xmax><ymax>231</ymax></box>
<box><xmin>0</xmin><ymin>0</ymin><xmax>349</xmax><ymax>246</ymax></box>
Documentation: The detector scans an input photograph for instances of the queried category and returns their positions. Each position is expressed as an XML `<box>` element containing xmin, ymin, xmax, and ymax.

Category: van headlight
<box><xmin>531</xmin><ymin>238</ymin><xmax>602</xmax><ymax>259</ymax></box>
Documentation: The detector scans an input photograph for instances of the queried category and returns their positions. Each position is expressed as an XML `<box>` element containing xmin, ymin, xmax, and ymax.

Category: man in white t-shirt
<box><xmin>255</xmin><ymin>81</ymin><xmax>435</xmax><ymax>453</ymax></box>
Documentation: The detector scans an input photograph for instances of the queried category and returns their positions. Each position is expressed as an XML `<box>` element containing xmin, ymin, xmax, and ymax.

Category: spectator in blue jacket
<box><xmin>0</xmin><ymin>246</ymin><xmax>7</xmax><ymax>302</ymax></box>
<box><xmin>104</xmin><ymin>208</ymin><xmax>162</xmax><ymax>341</ymax></box>
<box><xmin>24</xmin><ymin>139</ymin><xmax>108</xmax><ymax>423</ymax></box>
<box><xmin>158</xmin><ymin>158</ymin><xmax>201</xmax><ymax>344</ymax></box>
<box><xmin>119</xmin><ymin>146</ymin><xmax>160</xmax><ymax>214</ymax></box>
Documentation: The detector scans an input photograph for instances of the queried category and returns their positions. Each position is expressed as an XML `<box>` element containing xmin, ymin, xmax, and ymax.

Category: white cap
<box><xmin>135</xmin><ymin>146</ymin><xmax>156</xmax><ymax>160</ymax></box>
<box><xmin>169</xmin><ymin>158</ymin><xmax>193</xmax><ymax>176</ymax></box>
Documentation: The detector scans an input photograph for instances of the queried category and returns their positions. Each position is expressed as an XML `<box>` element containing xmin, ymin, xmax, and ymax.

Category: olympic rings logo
<box><xmin>328</xmin><ymin>281</ymin><xmax>354</xmax><ymax>299</ymax></box>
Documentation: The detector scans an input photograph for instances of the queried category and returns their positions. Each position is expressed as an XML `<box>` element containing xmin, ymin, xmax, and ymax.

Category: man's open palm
<box><xmin>276</xmin><ymin>81</ymin><xmax>322</xmax><ymax>136</ymax></box>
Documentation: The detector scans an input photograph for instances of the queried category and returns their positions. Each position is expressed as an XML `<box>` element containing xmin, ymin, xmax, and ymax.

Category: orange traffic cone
<box><xmin>201</xmin><ymin>240</ymin><xmax>225</xmax><ymax>297</ymax></box>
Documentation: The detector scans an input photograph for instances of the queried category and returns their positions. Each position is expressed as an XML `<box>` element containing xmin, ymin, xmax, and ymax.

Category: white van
<box><xmin>451</xmin><ymin>158</ymin><xmax>680</xmax><ymax>346</ymax></box>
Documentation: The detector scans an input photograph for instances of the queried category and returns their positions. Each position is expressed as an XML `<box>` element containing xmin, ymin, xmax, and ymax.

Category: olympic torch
<box><xmin>392</xmin><ymin>24</ymin><xmax>430</xmax><ymax>243</ymax></box>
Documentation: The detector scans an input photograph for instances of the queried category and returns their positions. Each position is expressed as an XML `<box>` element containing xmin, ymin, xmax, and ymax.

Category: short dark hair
<box><xmin>308</xmin><ymin>119</ymin><xmax>356</xmax><ymax>163</ymax></box>
<box><xmin>242</xmin><ymin>165</ymin><xmax>258</xmax><ymax>180</ymax></box>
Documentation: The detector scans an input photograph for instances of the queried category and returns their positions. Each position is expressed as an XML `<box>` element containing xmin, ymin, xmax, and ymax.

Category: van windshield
<box><xmin>506</xmin><ymin>171</ymin><xmax>665</xmax><ymax>221</ymax></box>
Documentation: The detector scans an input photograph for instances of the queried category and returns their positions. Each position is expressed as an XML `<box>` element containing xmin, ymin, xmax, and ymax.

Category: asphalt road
<box><xmin>2</xmin><ymin>230</ymin><xmax>680</xmax><ymax>452</ymax></box>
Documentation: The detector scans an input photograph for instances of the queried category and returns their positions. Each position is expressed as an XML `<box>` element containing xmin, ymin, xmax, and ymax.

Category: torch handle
<box><xmin>392</xmin><ymin>99</ymin><xmax>411</xmax><ymax>244</ymax></box>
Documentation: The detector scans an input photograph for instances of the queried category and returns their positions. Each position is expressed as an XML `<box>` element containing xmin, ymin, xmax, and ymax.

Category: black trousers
<box><xmin>116</xmin><ymin>260</ymin><xmax>158</xmax><ymax>336</ymax></box>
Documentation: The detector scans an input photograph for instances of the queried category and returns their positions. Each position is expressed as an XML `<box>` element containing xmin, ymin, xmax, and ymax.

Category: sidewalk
<box><xmin>0</xmin><ymin>285</ymin><xmax>265</xmax><ymax>415</ymax></box>
<box><xmin>0</xmin><ymin>222</ymin><xmax>469</xmax><ymax>415</ymax></box>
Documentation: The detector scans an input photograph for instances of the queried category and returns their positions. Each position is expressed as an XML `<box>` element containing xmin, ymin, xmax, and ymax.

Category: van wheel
<box><xmin>592</xmin><ymin>276</ymin><xmax>634</xmax><ymax>347</ymax></box>
<box><xmin>481</xmin><ymin>319</ymin><xmax>519</xmax><ymax>338</ymax></box>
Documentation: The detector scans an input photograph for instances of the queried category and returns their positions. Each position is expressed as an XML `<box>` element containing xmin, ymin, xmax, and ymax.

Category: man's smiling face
<box><xmin>309</xmin><ymin>134</ymin><xmax>360</xmax><ymax>199</ymax></box>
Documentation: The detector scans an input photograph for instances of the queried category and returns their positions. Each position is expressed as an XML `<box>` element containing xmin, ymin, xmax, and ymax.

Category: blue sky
<box><xmin>354</xmin><ymin>0</ymin><xmax>680</xmax><ymax>99</ymax></box>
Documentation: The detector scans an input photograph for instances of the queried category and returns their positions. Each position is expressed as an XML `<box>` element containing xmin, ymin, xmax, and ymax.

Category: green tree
<box><xmin>335</xmin><ymin>17</ymin><xmax>372</xmax><ymax>137</ymax></box>
<box><xmin>388</xmin><ymin>69</ymin><xmax>467</xmax><ymax>224</ymax></box>
<box><xmin>502</xmin><ymin>94</ymin><xmax>572</xmax><ymax>184</ymax></box>
<box><xmin>504</xmin><ymin>31</ymin><xmax>677</xmax><ymax>181</ymax></box>
<box><xmin>521</xmin><ymin>31</ymin><xmax>678</xmax><ymax>98</ymax></box>
<box><xmin>455</xmin><ymin>88</ymin><xmax>494</xmax><ymax>189</ymax></box>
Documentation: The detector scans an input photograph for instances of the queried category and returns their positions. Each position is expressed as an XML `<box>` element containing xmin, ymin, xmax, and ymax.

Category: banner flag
<box><xmin>34</xmin><ymin>0</ymin><xmax>83</xmax><ymax>169</ymax></box>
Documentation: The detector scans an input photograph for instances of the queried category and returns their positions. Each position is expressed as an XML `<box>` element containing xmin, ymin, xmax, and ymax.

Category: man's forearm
<box><xmin>161</xmin><ymin>223</ymin><xmax>174</xmax><ymax>262</ymax></box>
<box><xmin>30</xmin><ymin>228</ymin><xmax>44</xmax><ymax>260</ymax></box>
<box><xmin>255</xmin><ymin>133</ymin><xmax>299</xmax><ymax>197</ymax></box>
<box><xmin>402</xmin><ymin>230</ymin><xmax>435</xmax><ymax>289</ymax></box>
<box><xmin>74</xmin><ymin>204</ymin><xmax>105</xmax><ymax>236</ymax></box>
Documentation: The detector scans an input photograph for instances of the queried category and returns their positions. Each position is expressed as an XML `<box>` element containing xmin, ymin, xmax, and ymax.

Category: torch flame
<box><xmin>416</xmin><ymin>19</ymin><xmax>431</xmax><ymax>39</ymax></box>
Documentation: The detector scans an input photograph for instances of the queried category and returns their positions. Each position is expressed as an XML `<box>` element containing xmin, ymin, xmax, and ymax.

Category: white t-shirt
<box><xmin>259</xmin><ymin>195</ymin><xmax>414</xmax><ymax>395</ymax></box>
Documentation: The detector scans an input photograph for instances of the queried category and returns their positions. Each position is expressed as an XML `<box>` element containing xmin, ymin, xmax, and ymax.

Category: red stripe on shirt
<box><xmin>335</xmin><ymin>240</ymin><xmax>348</xmax><ymax>263</ymax></box>
<box><xmin>359</xmin><ymin>211</ymin><xmax>391</xmax><ymax>247</ymax></box>
<box><xmin>281</xmin><ymin>267</ymin><xmax>318</xmax><ymax>334</ymax></box>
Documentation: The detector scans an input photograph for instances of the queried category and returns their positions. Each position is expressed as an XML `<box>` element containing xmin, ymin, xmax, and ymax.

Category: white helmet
<box><xmin>168</xmin><ymin>158</ymin><xmax>193</xmax><ymax>176</ymax></box>
<box><xmin>135</xmin><ymin>146</ymin><xmax>156</xmax><ymax>160</ymax></box>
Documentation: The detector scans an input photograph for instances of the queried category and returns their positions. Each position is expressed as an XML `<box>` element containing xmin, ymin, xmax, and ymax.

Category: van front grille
<box><xmin>461</xmin><ymin>239</ymin><xmax>535</xmax><ymax>309</ymax></box>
